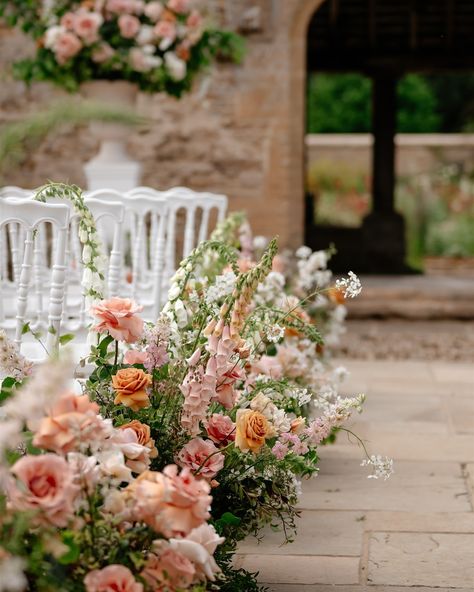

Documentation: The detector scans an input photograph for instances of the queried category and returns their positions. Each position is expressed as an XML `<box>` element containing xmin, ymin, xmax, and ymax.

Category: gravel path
<box><xmin>337</xmin><ymin>320</ymin><xmax>474</xmax><ymax>362</ymax></box>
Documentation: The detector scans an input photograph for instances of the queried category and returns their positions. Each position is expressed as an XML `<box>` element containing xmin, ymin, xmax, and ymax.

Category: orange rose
<box><xmin>328</xmin><ymin>286</ymin><xmax>346</xmax><ymax>305</ymax></box>
<box><xmin>235</xmin><ymin>409</ymin><xmax>271</xmax><ymax>454</ymax></box>
<box><xmin>119</xmin><ymin>420</ymin><xmax>158</xmax><ymax>459</ymax></box>
<box><xmin>112</xmin><ymin>368</ymin><xmax>152</xmax><ymax>411</ymax></box>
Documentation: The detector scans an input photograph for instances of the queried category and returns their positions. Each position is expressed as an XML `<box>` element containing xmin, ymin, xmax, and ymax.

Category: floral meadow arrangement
<box><xmin>0</xmin><ymin>0</ymin><xmax>243</xmax><ymax>94</ymax></box>
<box><xmin>0</xmin><ymin>185</ymin><xmax>393</xmax><ymax>591</ymax></box>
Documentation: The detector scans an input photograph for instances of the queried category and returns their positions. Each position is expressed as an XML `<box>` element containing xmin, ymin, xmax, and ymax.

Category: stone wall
<box><xmin>0</xmin><ymin>1</ymin><xmax>325</xmax><ymax>247</ymax></box>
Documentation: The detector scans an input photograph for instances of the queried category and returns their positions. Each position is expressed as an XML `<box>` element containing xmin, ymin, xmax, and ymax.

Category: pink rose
<box><xmin>168</xmin><ymin>0</ymin><xmax>190</xmax><ymax>14</ymax></box>
<box><xmin>91</xmin><ymin>297</ymin><xmax>144</xmax><ymax>343</ymax></box>
<box><xmin>8</xmin><ymin>454</ymin><xmax>78</xmax><ymax>527</ymax></box>
<box><xmin>272</xmin><ymin>254</ymin><xmax>286</xmax><ymax>274</ymax></box>
<box><xmin>186</xmin><ymin>10</ymin><xmax>202</xmax><ymax>29</ymax></box>
<box><xmin>106</xmin><ymin>0</ymin><xmax>143</xmax><ymax>14</ymax></box>
<box><xmin>205</xmin><ymin>414</ymin><xmax>235</xmax><ymax>445</ymax></box>
<box><xmin>130</xmin><ymin>465</ymin><xmax>211</xmax><ymax>537</ymax></box>
<box><xmin>118</xmin><ymin>14</ymin><xmax>140</xmax><ymax>38</ymax></box>
<box><xmin>124</xmin><ymin>349</ymin><xmax>149</xmax><ymax>365</ymax></box>
<box><xmin>92</xmin><ymin>42</ymin><xmax>115</xmax><ymax>63</ymax></box>
<box><xmin>144</xmin><ymin>1</ymin><xmax>163</xmax><ymax>22</ymax></box>
<box><xmin>84</xmin><ymin>565</ymin><xmax>143</xmax><ymax>592</ymax></box>
<box><xmin>54</xmin><ymin>32</ymin><xmax>82</xmax><ymax>64</ymax></box>
<box><xmin>251</xmin><ymin>355</ymin><xmax>283</xmax><ymax>380</ymax></box>
<box><xmin>169</xmin><ymin>523</ymin><xmax>224</xmax><ymax>581</ymax></box>
<box><xmin>154</xmin><ymin>19</ymin><xmax>176</xmax><ymax>41</ymax></box>
<box><xmin>142</xmin><ymin>549</ymin><xmax>195</xmax><ymax>590</ymax></box>
<box><xmin>33</xmin><ymin>391</ymin><xmax>102</xmax><ymax>455</ymax></box>
<box><xmin>177</xmin><ymin>438</ymin><xmax>224</xmax><ymax>481</ymax></box>
<box><xmin>60</xmin><ymin>12</ymin><xmax>77</xmax><ymax>29</ymax></box>
<box><xmin>74</xmin><ymin>11</ymin><xmax>103</xmax><ymax>44</ymax></box>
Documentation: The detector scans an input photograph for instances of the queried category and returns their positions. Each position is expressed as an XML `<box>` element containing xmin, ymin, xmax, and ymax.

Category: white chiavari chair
<box><xmin>86</xmin><ymin>189</ymin><xmax>169</xmax><ymax>319</ymax></box>
<box><xmin>0</xmin><ymin>198</ymin><xmax>70</xmax><ymax>358</ymax></box>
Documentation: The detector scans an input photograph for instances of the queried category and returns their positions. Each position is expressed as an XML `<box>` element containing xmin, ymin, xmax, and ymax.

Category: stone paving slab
<box><xmin>247</xmin><ymin>361</ymin><xmax>474</xmax><ymax>588</ymax></box>
<box><xmin>298</xmin><ymin>459</ymin><xmax>471</xmax><ymax>513</ymax></box>
<box><xmin>367</xmin><ymin>532</ymin><xmax>474</xmax><ymax>588</ymax></box>
<box><xmin>235</xmin><ymin>554</ymin><xmax>360</xmax><ymax>586</ymax></box>
<box><xmin>239</xmin><ymin>511</ymin><xmax>364</xmax><ymax>556</ymax></box>
<box><xmin>267</xmin><ymin>587</ymin><xmax>474</xmax><ymax>592</ymax></box>
<box><xmin>322</xmin><ymin>430</ymin><xmax>474</xmax><ymax>462</ymax></box>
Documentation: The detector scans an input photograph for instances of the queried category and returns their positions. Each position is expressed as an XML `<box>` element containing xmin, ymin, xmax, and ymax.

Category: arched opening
<box><xmin>303</xmin><ymin>0</ymin><xmax>474</xmax><ymax>273</ymax></box>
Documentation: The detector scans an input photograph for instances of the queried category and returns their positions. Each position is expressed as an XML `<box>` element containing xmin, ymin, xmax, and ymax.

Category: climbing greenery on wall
<box><xmin>307</xmin><ymin>73</ymin><xmax>473</xmax><ymax>134</ymax></box>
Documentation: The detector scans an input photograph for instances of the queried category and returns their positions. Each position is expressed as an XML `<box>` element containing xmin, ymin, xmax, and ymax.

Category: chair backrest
<box><xmin>0</xmin><ymin>198</ymin><xmax>70</xmax><ymax>354</ymax></box>
<box><xmin>126</xmin><ymin>186</ymin><xmax>228</xmax><ymax>279</ymax></box>
<box><xmin>0</xmin><ymin>186</ymin><xmax>34</xmax><ymax>198</ymax></box>
<box><xmin>84</xmin><ymin>197</ymin><xmax>125</xmax><ymax>299</ymax></box>
<box><xmin>86</xmin><ymin>189</ymin><xmax>169</xmax><ymax>319</ymax></box>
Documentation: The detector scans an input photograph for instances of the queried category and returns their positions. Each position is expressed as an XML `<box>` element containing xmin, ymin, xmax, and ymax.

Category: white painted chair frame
<box><xmin>0</xmin><ymin>198</ymin><xmax>70</xmax><ymax>354</ymax></box>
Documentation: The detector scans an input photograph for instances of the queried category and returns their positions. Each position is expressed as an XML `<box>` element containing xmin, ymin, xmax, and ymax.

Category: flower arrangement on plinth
<box><xmin>0</xmin><ymin>187</ymin><xmax>393</xmax><ymax>591</ymax></box>
<box><xmin>0</xmin><ymin>0</ymin><xmax>243</xmax><ymax>94</ymax></box>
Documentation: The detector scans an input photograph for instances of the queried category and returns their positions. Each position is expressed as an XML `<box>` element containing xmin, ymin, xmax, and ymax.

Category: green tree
<box><xmin>307</xmin><ymin>72</ymin><xmax>441</xmax><ymax>133</ymax></box>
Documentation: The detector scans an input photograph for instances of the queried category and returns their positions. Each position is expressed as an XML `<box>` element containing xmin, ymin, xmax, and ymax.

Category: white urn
<box><xmin>81</xmin><ymin>80</ymin><xmax>142</xmax><ymax>192</ymax></box>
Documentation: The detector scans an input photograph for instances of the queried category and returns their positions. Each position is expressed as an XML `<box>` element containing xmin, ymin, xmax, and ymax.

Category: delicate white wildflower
<box><xmin>0</xmin><ymin>330</ymin><xmax>33</xmax><ymax>381</ymax></box>
<box><xmin>205</xmin><ymin>272</ymin><xmax>236</xmax><ymax>305</ymax></box>
<box><xmin>44</xmin><ymin>25</ymin><xmax>65</xmax><ymax>49</ymax></box>
<box><xmin>0</xmin><ymin>555</ymin><xmax>27</xmax><ymax>592</ymax></box>
<box><xmin>253</xmin><ymin>235</ymin><xmax>268</xmax><ymax>250</ymax></box>
<box><xmin>332</xmin><ymin>366</ymin><xmax>350</xmax><ymax>384</ymax></box>
<box><xmin>335</xmin><ymin>271</ymin><xmax>362</xmax><ymax>298</ymax></box>
<box><xmin>173</xmin><ymin>299</ymin><xmax>188</xmax><ymax>328</ymax></box>
<box><xmin>266</xmin><ymin>324</ymin><xmax>285</xmax><ymax>343</ymax></box>
<box><xmin>361</xmin><ymin>455</ymin><xmax>394</xmax><ymax>480</ymax></box>
<box><xmin>165</xmin><ymin>51</ymin><xmax>187</xmax><ymax>80</ymax></box>
<box><xmin>295</xmin><ymin>245</ymin><xmax>312</xmax><ymax>259</ymax></box>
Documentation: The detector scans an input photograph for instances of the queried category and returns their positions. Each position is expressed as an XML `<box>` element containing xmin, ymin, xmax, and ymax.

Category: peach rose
<box><xmin>290</xmin><ymin>417</ymin><xmax>306</xmax><ymax>435</ymax></box>
<box><xmin>205</xmin><ymin>414</ymin><xmax>235</xmax><ymax>445</ymax></box>
<box><xmin>33</xmin><ymin>391</ymin><xmax>101</xmax><ymax>455</ymax></box>
<box><xmin>168</xmin><ymin>0</ymin><xmax>190</xmax><ymax>14</ymax></box>
<box><xmin>8</xmin><ymin>454</ymin><xmax>78</xmax><ymax>527</ymax></box>
<box><xmin>235</xmin><ymin>409</ymin><xmax>271</xmax><ymax>454</ymax></box>
<box><xmin>112</xmin><ymin>368</ymin><xmax>152</xmax><ymax>411</ymax></box>
<box><xmin>119</xmin><ymin>420</ymin><xmax>158</xmax><ymax>468</ymax></box>
<box><xmin>91</xmin><ymin>298</ymin><xmax>144</xmax><ymax>343</ymax></box>
<box><xmin>177</xmin><ymin>438</ymin><xmax>224</xmax><ymax>480</ymax></box>
<box><xmin>142</xmin><ymin>549</ymin><xmax>195</xmax><ymax>590</ymax></box>
<box><xmin>74</xmin><ymin>11</ymin><xmax>103</xmax><ymax>44</ymax></box>
<box><xmin>124</xmin><ymin>350</ymin><xmax>149</xmax><ymax>365</ymax></box>
<box><xmin>130</xmin><ymin>465</ymin><xmax>211</xmax><ymax>537</ymax></box>
<box><xmin>84</xmin><ymin>565</ymin><xmax>143</xmax><ymax>592</ymax></box>
<box><xmin>118</xmin><ymin>14</ymin><xmax>140</xmax><ymax>38</ymax></box>
<box><xmin>54</xmin><ymin>32</ymin><xmax>82</xmax><ymax>64</ymax></box>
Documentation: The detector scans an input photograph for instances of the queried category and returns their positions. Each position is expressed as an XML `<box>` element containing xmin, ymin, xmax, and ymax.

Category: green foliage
<box><xmin>0</xmin><ymin>100</ymin><xmax>144</xmax><ymax>181</ymax></box>
<box><xmin>0</xmin><ymin>2</ymin><xmax>244</xmax><ymax>96</ymax></box>
<box><xmin>307</xmin><ymin>73</ymin><xmax>442</xmax><ymax>133</ymax></box>
<box><xmin>307</xmin><ymin>73</ymin><xmax>372</xmax><ymax>133</ymax></box>
<box><xmin>397</xmin><ymin>74</ymin><xmax>440</xmax><ymax>133</ymax></box>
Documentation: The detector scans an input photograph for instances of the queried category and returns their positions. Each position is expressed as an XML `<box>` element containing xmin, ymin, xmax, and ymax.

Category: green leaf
<box><xmin>217</xmin><ymin>512</ymin><xmax>241</xmax><ymax>527</ymax></box>
<box><xmin>48</xmin><ymin>325</ymin><xmax>56</xmax><ymax>335</ymax></box>
<box><xmin>59</xmin><ymin>333</ymin><xmax>75</xmax><ymax>346</ymax></box>
<box><xmin>58</xmin><ymin>531</ymin><xmax>80</xmax><ymax>565</ymax></box>
<box><xmin>0</xmin><ymin>376</ymin><xmax>17</xmax><ymax>403</ymax></box>
<box><xmin>21</xmin><ymin>322</ymin><xmax>30</xmax><ymax>335</ymax></box>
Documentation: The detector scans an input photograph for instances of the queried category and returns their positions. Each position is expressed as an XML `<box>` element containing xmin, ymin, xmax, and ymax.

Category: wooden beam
<box><xmin>372</xmin><ymin>74</ymin><xmax>396</xmax><ymax>214</ymax></box>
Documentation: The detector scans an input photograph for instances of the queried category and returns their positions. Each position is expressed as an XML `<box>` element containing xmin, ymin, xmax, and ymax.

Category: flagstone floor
<box><xmin>237</xmin><ymin>359</ymin><xmax>474</xmax><ymax>591</ymax></box>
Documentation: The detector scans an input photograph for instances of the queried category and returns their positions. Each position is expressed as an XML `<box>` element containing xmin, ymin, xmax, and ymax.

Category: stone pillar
<box><xmin>362</xmin><ymin>73</ymin><xmax>408</xmax><ymax>273</ymax></box>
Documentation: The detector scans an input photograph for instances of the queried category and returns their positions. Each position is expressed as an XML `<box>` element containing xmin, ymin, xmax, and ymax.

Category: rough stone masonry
<box><xmin>0</xmin><ymin>1</ymin><xmax>330</xmax><ymax>247</ymax></box>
